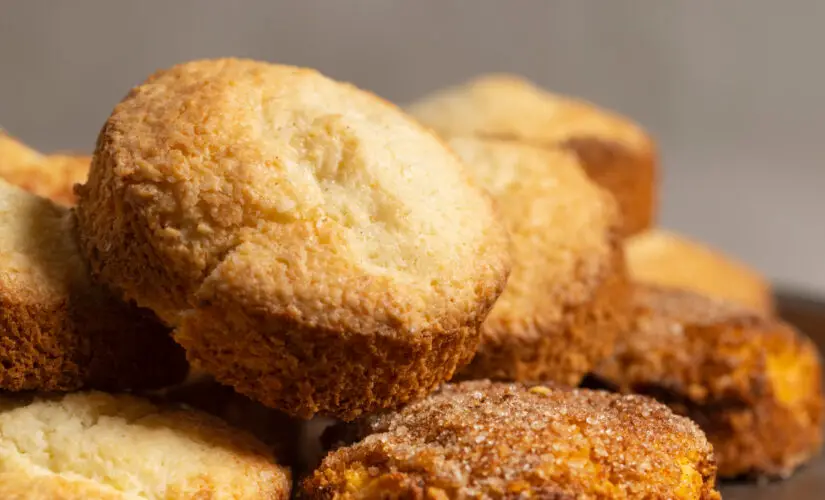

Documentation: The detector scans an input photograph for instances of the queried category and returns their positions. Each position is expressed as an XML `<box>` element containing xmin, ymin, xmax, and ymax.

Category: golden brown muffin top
<box><xmin>626</xmin><ymin>229</ymin><xmax>774</xmax><ymax>313</ymax></box>
<box><xmin>77</xmin><ymin>59</ymin><xmax>510</xmax><ymax>335</ymax></box>
<box><xmin>0</xmin><ymin>133</ymin><xmax>89</xmax><ymax>205</ymax></box>
<box><xmin>448</xmin><ymin>137</ymin><xmax>620</xmax><ymax>340</ymax></box>
<box><xmin>599</xmin><ymin>285</ymin><xmax>818</xmax><ymax>407</ymax></box>
<box><xmin>0</xmin><ymin>392</ymin><xmax>290</xmax><ymax>500</ymax></box>
<box><xmin>306</xmin><ymin>380</ymin><xmax>719</xmax><ymax>499</ymax></box>
<box><xmin>408</xmin><ymin>74</ymin><xmax>652</xmax><ymax>153</ymax></box>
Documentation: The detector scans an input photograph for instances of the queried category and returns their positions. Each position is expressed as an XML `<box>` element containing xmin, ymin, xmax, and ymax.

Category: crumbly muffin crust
<box><xmin>0</xmin><ymin>179</ymin><xmax>187</xmax><ymax>391</ymax></box>
<box><xmin>408</xmin><ymin>74</ymin><xmax>657</xmax><ymax>237</ymax></box>
<box><xmin>448</xmin><ymin>138</ymin><xmax>629</xmax><ymax>386</ymax></box>
<box><xmin>75</xmin><ymin>59</ymin><xmax>510</xmax><ymax>419</ymax></box>
<box><xmin>304</xmin><ymin>380</ymin><xmax>720</xmax><ymax>499</ymax></box>
<box><xmin>595</xmin><ymin>285</ymin><xmax>823</xmax><ymax>478</ymax></box>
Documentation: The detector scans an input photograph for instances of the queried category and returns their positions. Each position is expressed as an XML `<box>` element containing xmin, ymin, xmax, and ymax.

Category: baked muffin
<box><xmin>0</xmin><ymin>391</ymin><xmax>290</xmax><ymax>499</ymax></box>
<box><xmin>0</xmin><ymin>132</ymin><xmax>89</xmax><ymax>205</ymax></box>
<box><xmin>626</xmin><ymin>229</ymin><xmax>774</xmax><ymax>313</ymax></box>
<box><xmin>594</xmin><ymin>285</ymin><xmax>823</xmax><ymax>478</ymax></box>
<box><xmin>408</xmin><ymin>74</ymin><xmax>657</xmax><ymax>237</ymax></box>
<box><xmin>304</xmin><ymin>380</ymin><xmax>720</xmax><ymax>499</ymax></box>
<box><xmin>448</xmin><ymin>137</ymin><xmax>628</xmax><ymax>386</ymax></box>
<box><xmin>0</xmin><ymin>179</ymin><xmax>187</xmax><ymax>391</ymax></box>
<box><xmin>75</xmin><ymin>59</ymin><xmax>511</xmax><ymax>420</ymax></box>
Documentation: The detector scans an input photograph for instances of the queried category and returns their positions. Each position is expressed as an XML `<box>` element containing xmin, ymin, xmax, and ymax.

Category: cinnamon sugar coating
<box><xmin>304</xmin><ymin>381</ymin><xmax>720</xmax><ymax>499</ymax></box>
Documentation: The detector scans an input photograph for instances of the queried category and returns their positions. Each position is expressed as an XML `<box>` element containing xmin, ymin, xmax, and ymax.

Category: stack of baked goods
<box><xmin>0</xmin><ymin>59</ymin><xmax>819</xmax><ymax>499</ymax></box>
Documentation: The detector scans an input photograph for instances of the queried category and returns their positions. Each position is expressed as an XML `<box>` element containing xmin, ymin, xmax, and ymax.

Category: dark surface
<box><xmin>720</xmin><ymin>289</ymin><xmax>825</xmax><ymax>499</ymax></box>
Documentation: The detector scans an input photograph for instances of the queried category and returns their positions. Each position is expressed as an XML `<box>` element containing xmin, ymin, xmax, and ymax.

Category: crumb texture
<box><xmin>75</xmin><ymin>59</ymin><xmax>509</xmax><ymax>418</ymax></box>
<box><xmin>0</xmin><ymin>392</ymin><xmax>290</xmax><ymax>499</ymax></box>
<box><xmin>0</xmin><ymin>179</ymin><xmax>187</xmax><ymax>391</ymax></box>
<box><xmin>304</xmin><ymin>380</ymin><xmax>720</xmax><ymax>499</ymax></box>
<box><xmin>596</xmin><ymin>285</ymin><xmax>823</xmax><ymax>478</ymax></box>
<box><xmin>448</xmin><ymin>138</ymin><xmax>628</xmax><ymax>385</ymax></box>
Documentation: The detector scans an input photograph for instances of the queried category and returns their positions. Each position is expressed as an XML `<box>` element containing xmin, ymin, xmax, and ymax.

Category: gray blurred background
<box><xmin>1</xmin><ymin>1</ymin><xmax>822</xmax><ymax>293</ymax></box>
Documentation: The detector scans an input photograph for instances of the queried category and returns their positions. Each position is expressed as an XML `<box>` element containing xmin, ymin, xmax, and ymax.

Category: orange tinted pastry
<box><xmin>595</xmin><ymin>285</ymin><xmax>823</xmax><ymax>478</ymax></box>
<box><xmin>0</xmin><ymin>132</ymin><xmax>89</xmax><ymax>205</ymax></box>
<box><xmin>75</xmin><ymin>59</ymin><xmax>510</xmax><ymax>420</ymax></box>
<box><xmin>304</xmin><ymin>381</ymin><xmax>720</xmax><ymax>499</ymax></box>
<box><xmin>409</xmin><ymin>74</ymin><xmax>657</xmax><ymax>237</ymax></box>
<box><xmin>626</xmin><ymin>229</ymin><xmax>774</xmax><ymax>313</ymax></box>
<box><xmin>448</xmin><ymin>137</ymin><xmax>629</xmax><ymax>386</ymax></box>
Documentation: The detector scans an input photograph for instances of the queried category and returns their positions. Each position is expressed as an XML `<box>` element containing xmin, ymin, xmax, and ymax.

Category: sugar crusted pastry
<box><xmin>0</xmin><ymin>391</ymin><xmax>290</xmax><ymax>499</ymax></box>
<box><xmin>626</xmin><ymin>229</ymin><xmax>774</xmax><ymax>313</ymax></box>
<box><xmin>0</xmin><ymin>179</ymin><xmax>187</xmax><ymax>391</ymax></box>
<box><xmin>449</xmin><ymin>137</ymin><xmax>628</xmax><ymax>386</ymax></box>
<box><xmin>0</xmin><ymin>132</ymin><xmax>89</xmax><ymax>205</ymax></box>
<box><xmin>304</xmin><ymin>380</ymin><xmax>720</xmax><ymax>499</ymax></box>
<box><xmin>408</xmin><ymin>74</ymin><xmax>657</xmax><ymax>237</ymax></box>
<box><xmin>75</xmin><ymin>59</ymin><xmax>511</xmax><ymax>420</ymax></box>
<box><xmin>594</xmin><ymin>285</ymin><xmax>823</xmax><ymax>478</ymax></box>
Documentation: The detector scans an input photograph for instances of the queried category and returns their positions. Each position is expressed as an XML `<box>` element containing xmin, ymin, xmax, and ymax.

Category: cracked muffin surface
<box><xmin>304</xmin><ymin>380</ymin><xmax>720</xmax><ymax>500</ymax></box>
<box><xmin>75</xmin><ymin>59</ymin><xmax>510</xmax><ymax>419</ymax></box>
<box><xmin>408</xmin><ymin>74</ymin><xmax>657</xmax><ymax>237</ymax></box>
<box><xmin>0</xmin><ymin>391</ymin><xmax>290</xmax><ymax>499</ymax></box>
<box><xmin>448</xmin><ymin>137</ymin><xmax>629</xmax><ymax>386</ymax></box>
